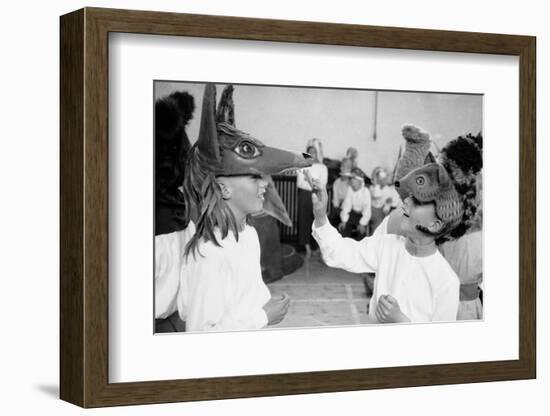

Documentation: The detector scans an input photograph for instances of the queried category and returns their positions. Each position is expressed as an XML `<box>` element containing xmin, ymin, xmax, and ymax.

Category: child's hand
<box><xmin>357</xmin><ymin>224</ymin><xmax>367</xmax><ymax>236</ymax></box>
<box><xmin>263</xmin><ymin>292</ymin><xmax>290</xmax><ymax>326</ymax></box>
<box><xmin>338</xmin><ymin>222</ymin><xmax>346</xmax><ymax>232</ymax></box>
<box><xmin>375</xmin><ymin>295</ymin><xmax>410</xmax><ymax>323</ymax></box>
<box><xmin>303</xmin><ymin>170</ymin><xmax>328</xmax><ymax>225</ymax></box>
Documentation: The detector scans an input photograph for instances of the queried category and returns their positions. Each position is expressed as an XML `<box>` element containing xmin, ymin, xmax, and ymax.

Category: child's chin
<box><xmin>398</xmin><ymin>221</ymin><xmax>413</xmax><ymax>235</ymax></box>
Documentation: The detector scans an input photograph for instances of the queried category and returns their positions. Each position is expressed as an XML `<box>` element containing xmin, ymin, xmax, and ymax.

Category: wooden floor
<box><xmin>268</xmin><ymin>252</ymin><xmax>372</xmax><ymax>328</ymax></box>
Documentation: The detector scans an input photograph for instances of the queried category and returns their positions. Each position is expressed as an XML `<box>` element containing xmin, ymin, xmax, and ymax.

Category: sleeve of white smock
<box><xmin>312</xmin><ymin>218</ymin><xmax>380</xmax><ymax>274</ymax></box>
<box><xmin>359</xmin><ymin>188</ymin><xmax>372</xmax><ymax>226</ymax></box>
<box><xmin>432</xmin><ymin>276</ymin><xmax>460</xmax><ymax>322</ymax></box>
<box><xmin>154</xmin><ymin>222</ymin><xmax>195</xmax><ymax>319</ymax></box>
<box><xmin>184</xmin><ymin>257</ymin><xmax>268</xmax><ymax>332</ymax></box>
<box><xmin>340</xmin><ymin>188</ymin><xmax>353</xmax><ymax>224</ymax></box>
<box><xmin>154</xmin><ymin>235</ymin><xmax>179</xmax><ymax>319</ymax></box>
<box><xmin>372</xmin><ymin>213</ymin><xmax>390</xmax><ymax>236</ymax></box>
<box><xmin>155</xmin><ymin>221</ymin><xmax>195</xmax><ymax>319</ymax></box>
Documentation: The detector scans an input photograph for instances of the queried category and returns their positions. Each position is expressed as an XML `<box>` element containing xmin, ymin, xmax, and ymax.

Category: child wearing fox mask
<box><xmin>308</xmin><ymin>159</ymin><xmax>466</xmax><ymax>323</ymax></box>
<box><xmin>178</xmin><ymin>84</ymin><xmax>312</xmax><ymax>332</ymax></box>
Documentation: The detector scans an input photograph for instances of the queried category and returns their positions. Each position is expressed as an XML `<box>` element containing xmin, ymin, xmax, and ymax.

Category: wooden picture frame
<box><xmin>60</xmin><ymin>7</ymin><xmax>536</xmax><ymax>408</ymax></box>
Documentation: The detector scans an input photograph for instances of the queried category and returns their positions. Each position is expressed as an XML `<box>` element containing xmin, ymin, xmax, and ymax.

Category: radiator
<box><xmin>272</xmin><ymin>174</ymin><xmax>333</xmax><ymax>243</ymax></box>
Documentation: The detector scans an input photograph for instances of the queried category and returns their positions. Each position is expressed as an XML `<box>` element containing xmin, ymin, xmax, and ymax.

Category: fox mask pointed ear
<box><xmin>197</xmin><ymin>83</ymin><xmax>221</xmax><ymax>162</ymax></box>
<box><xmin>437</xmin><ymin>163</ymin><xmax>451</xmax><ymax>187</ymax></box>
<box><xmin>424</xmin><ymin>152</ymin><xmax>436</xmax><ymax>164</ymax></box>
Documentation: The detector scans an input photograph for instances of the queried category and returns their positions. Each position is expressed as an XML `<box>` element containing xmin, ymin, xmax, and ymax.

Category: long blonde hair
<box><xmin>306</xmin><ymin>138</ymin><xmax>324</xmax><ymax>162</ymax></box>
<box><xmin>182</xmin><ymin>145</ymin><xmax>241</xmax><ymax>259</ymax></box>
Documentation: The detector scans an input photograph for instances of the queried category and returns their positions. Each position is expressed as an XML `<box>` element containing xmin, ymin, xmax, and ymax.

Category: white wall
<box><xmin>155</xmin><ymin>82</ymin><xmax>481</xmax><ymax>176</ymax></box>
<box><xmin>1</xmin><ymin>1</ymin><xmax>546</xmax><ymax>415</ymax></box>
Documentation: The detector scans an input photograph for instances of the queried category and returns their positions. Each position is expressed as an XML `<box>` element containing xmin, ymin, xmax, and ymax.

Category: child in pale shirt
<box><xmin>296</xmin><ymin>143</ymin><xmax>328</xmax><ymax>256</ymax></box>
<box><xmin>338</xmin><ymin>168</ymin><xmax>372</xmax><ymax>239</ymax></box>
<box><xmin>308</xmin><ymin>162</ymin><xmax>462</xmax><ymax>324</ymax></box>
<box><xmin>329</xmin><ymin>157</ymin><xmax>353</xmax><ymax>227</ymax></box>
<box><xmin>369</xmin><ymin>166</ymin><xmax>401</xmax><ymax>233</ymax></box>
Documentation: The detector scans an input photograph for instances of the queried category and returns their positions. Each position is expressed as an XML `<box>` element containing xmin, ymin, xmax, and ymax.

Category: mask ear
<box><xmin>437</xmin><ymin>163</ymin><xmax>451</xmax><ymax>187</ymax></box>
<box><xmin>424</xmin><ymin>152</ymin><xmax>436</xmax><ymax>164</ymax></box>
<box><xmin>197</xmin><ymin>83</ymin><xmax>221</xmax><ymax>161</ymax></box>
<box><xmin>216</xmin><ymin>85</ymin><xmax>235</xmax><ymax>126</ymax></box>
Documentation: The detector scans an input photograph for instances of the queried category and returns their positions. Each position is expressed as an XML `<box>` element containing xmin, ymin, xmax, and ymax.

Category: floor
<box><xmin>268</xmin><ymin>252</ymin><xmax>372</xmax><ymax>328</ymax></box>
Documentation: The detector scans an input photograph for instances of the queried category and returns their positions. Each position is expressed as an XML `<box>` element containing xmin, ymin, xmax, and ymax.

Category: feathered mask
<box><xmin>393</xmin><ymin>128</ymin><xmax>483</xmax><ymax>240</ymax></box>
<box><xmin>197</xmin><ymin>84</ymin><xmax>312</xmax><ymax>177</ymax></box>
<box><xmin>395</xmin><ymin>162</ymin><xmax>464</xmax><ymax>235</ymax></box>
<box><xmin>184</xmin><ymin>83</ymin><xmax>312</xmax><ymax>241</ymax></box>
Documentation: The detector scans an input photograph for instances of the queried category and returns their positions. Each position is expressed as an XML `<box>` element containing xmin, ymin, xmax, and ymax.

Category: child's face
<box><xmin>350</xmin><ymin>178</ymin><xmax>363</xmax><ymax>191</ymax></box>
<box><xmin>307</xmin><ymin>146</ymin><xmax>318</xmax><ymax>162</ymax></box>
<box><xmin>399</xmin><ymin>196</ymin><xmax>439</xmax><ymax>238</ymax></box>
<box><xmin>221</xmin><ymin>174</ymin><xmax>269</xmax><ymax>217</ymax></box>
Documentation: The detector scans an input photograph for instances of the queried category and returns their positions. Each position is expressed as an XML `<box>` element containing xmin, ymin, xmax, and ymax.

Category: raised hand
<box><xmin>303</xmin><ymin>170</ymin><xmax>328</xmax><ymax>227</ymax></box>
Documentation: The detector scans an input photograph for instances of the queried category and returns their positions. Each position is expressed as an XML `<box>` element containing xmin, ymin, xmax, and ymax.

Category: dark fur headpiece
<box><xmin>437</xmin><ymin>132</ymin><xmax>483</xmax><ymax>241</ymax></box>
<box><xmin>155</xmin><ymin>91</ymin><xmax>195</xmax><ymax>193</ymax></box>
<box><xmin>155</xmin><ymin>91</ymin><xmax>195</xmax><ymax>235</ymax></box>
<box><xmin>183</xmin><ymin>84</ymin><xmax>312</xmax><ymax>258</ymax></box>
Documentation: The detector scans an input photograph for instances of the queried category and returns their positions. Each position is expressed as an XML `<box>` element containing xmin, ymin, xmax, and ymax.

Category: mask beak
<box><xmin>261</xmin><ymin>176</ymin><xmax>292</xmax><ymax>227</ymax></box>
<box><xmin>257</xmin><ymin>146</ymin><xmax>313</xmax><ymax>175</ymax></box>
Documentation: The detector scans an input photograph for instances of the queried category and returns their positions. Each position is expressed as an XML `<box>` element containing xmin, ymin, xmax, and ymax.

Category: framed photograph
<box><xmin>60</xmin><ymin>7</ymin><xmax>536</xmax><ymax>408</ymax></box>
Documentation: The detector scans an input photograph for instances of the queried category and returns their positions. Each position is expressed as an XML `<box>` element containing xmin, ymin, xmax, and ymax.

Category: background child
<box><xmin>338</xmin><ymin>168</ymin><xmax>372</xmax><ymax>239</ymax></box>
<box><xmin>296</xmin><ymin>141</ymin><xmax>328</xmax><ymax>257</ymax></box>
<box><xmin>154</xmin><ymin>90</ymin><xmax>196</xmax><ymax>332</ymax></box>
<box><xmin>329</xmin><ymin>157</ymin><xmax>352</xmax><ymax>226</ymax></box>
<box><xmin>369</xmin><ymin>166</ymin><xmax>401</xmax><ymax>233</ymax></box>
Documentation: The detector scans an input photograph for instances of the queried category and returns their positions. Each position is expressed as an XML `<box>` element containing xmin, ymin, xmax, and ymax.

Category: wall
<box><xmin>1</xmin><ymin>1</ymin><xmax>546</xmax><ymax>415</ymax></box>
<box><xmin>155</xmin><ymin>82</ymin><xmax>481</xmax><ymax>176</ymax></box>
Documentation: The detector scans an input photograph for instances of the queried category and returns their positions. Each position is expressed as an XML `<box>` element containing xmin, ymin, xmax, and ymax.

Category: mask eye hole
<box><xmin>235</xmin><ymin>141</ymin><xmax>261</xmax><ymax>159</ymax></box>
<box><xmin>416</xmin><ymin>176</ymin><xmax>425</xmax><ymax>186</ymax></box>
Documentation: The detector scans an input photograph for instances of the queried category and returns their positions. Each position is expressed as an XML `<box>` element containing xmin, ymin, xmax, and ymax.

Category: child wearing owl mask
<box><xmin>375</xmin><ymin>132</ymin><xmax>484</xmax><ymax>321</ymax></box>
<box><xmin>307</xmin><ymin>159</ymin><xmax>468</xmax><ymax>324</ymax></box>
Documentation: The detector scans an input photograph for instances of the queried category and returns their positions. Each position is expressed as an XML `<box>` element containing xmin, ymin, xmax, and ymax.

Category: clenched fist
<box><xmin>375</xmin><ymin>294</ymin><xmax>410</xmax><ymax>323</ymax></box>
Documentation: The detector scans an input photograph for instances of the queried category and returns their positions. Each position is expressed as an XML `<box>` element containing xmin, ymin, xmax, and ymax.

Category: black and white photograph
<box><xmin>153</xmin><ymin>81</ymin><xmax>483</xmax><ymax>333</ymax></box>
